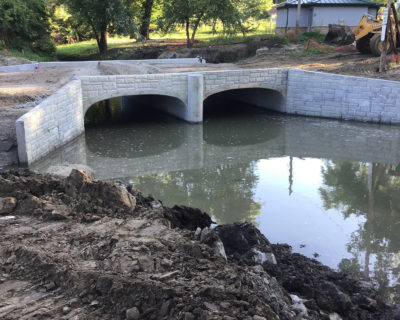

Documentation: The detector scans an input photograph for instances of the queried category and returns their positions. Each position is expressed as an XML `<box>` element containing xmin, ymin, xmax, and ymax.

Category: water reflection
<box><xmin>32</xmin><ymin>105</ymin><xmax>400</xmax><ymax>301</ymax></box>
<box><xmin>133</xmin><ymin>162</ymin><xmax>262</xmax><ymax>224</ymax></box>
<box><xmin>320</xmin><ymin>161</ymin><xmax>400</xmax><ymax>302</ymax></box>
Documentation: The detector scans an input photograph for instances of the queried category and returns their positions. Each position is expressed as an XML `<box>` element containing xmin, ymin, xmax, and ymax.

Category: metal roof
<box><xmin>276</xmin><ymin>0</ymin><xmax>383</xmax><ymax>8</ymax></box>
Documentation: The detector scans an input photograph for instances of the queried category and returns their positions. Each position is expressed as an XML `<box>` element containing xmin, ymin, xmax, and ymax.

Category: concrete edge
<box><xmin>0</xmin><ymin>58</ymin><xmax>205</xmax><ymax>73</ymax></box>
<box><xmin>290</xmin><ymin>68</ymin><xmax>400</xmax><ymax>86</ymax></box>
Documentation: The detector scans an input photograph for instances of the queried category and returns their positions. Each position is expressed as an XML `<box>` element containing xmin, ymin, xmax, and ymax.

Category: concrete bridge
<box><xmin>81</xmin><ymin>69</ymin><xmax>287</xmax><ymax>120</ymax></box>
<box><xmin>16</xmin><ymin>65</ymin><xmax>400</xmax><ymax>165</ymax></box>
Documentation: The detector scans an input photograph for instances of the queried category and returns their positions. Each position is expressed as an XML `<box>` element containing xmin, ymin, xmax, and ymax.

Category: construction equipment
<box><xmin>354</xmin><ymin>4</ymin><xmax>400</xmax><ymax>56</ymax></box>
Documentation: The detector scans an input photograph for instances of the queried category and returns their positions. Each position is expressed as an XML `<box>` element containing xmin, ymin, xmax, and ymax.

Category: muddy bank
<box><xmin>0</xmin><ymin>170</ymin><xmax>398</xmax><ymax>319</ymax></box>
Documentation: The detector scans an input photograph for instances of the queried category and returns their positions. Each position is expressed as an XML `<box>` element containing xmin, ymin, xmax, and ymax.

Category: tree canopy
<box><xmin>63</xmin><ymin>0</ymin><xmax>138</xmax><ymax>53</ymax></box>
<box><xmin>0</xmin><ymin>0</ymin><xmax>56</xmax><ymax>55</ymax></box>
<box><xmin>157</xmin><ymin>0</ymin><xmax>266</xmax><ymax>47</ymax></box>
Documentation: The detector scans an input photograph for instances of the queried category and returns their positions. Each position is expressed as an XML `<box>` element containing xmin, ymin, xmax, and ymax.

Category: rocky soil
<box><xmin>0</xmin><ymin>170</ymin><xmax>399</xmax><ymax>320</ymax></box>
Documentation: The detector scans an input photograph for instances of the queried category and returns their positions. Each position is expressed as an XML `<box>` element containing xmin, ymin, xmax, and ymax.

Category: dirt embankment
<box><xmin>0</xmin><ymin>170</ymin><xmax>399</xmax><ymax>320</ymax></box>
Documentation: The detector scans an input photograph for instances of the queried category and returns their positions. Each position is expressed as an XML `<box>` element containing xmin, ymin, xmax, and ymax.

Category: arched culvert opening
<box><xmin>203</xmin><ymin>88</ymin><xmax>284</xmax><ymax>146</ymax></box>
<box><xmin>83</xmin><ymin>95</ymin><xmax>188</xmax><ymax>158</ymax></box>
<box><xmin>85</xmin><ymin>97</ymin><xmax>122</xmax><ymax>126</ymax></box>
<box><xmin>203</xmin><ymin>88</ymin><xmax>285</xmax><ymax>118</ymax></box>
<box><xmin>120</xmin><ymin>95</ymin><xmax>188</xmax><ymax>123</ymax></box>
<box><xmin>84</xmin><ymin>95</ymin><xmax>188</xmax><ymax>127</ymax></box>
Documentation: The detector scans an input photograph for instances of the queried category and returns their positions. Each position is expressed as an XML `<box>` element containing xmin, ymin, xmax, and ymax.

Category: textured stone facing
<box><xmin>80</xmin><ymin>73</ymin><xmax>189</xmax><ymax>113</ymax></box>
<box><xmin>287</xmin><ymin>69</ymin><xmax>400</xmax><ymax>123</ymax></box>
<box><xmin>16</xmin><ymin>80</ymin><xmax>84</xmax><ymax>165</ymax></box>
<box><xmin>203</xmin><ymin>68</ymin><xmax>288</xmax><ymax>98</ymax></box>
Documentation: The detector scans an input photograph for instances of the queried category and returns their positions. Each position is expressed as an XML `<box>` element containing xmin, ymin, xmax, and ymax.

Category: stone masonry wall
<box><xmin>80</xmin><ymin>74</ymin><xmax>188</xmax><ymax>113</ymax></box>
<box><xmin>287</xmin><ymin>69</ymin><xmax>400</xmax><ymax>123</ymax></box>
<box><xmin>16</xmin><ymin>80</ymin><xmax>84</xmax><ymax>165</ymax></box>
<box><xmin>203</xmin><ymin>68</ymin><xmax>288</xmax><ymax>99</ymax></box>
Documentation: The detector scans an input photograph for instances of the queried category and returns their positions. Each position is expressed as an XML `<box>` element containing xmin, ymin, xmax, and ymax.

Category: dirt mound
<box><xmin>0</xmin><ymin>171</ymin><xmax>399</xmax><ymax>319</ymax></box>
<box><xmin>0</xmin><ymin>54</ymin><xmax>32</xmax><ymax>67</ymax></box>
<box><xmin>303</xmin><ymin>40</ymin><xmax>332</xmax><ymax>53</ymax></box>
<box><xmin>97</xmin><ymin>61</ymin><xmax>162</xmax><ymax>75</ymax></box>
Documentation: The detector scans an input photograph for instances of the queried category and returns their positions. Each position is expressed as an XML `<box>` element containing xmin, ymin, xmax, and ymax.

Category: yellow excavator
<box><xmin>354</xmin><ymin>4</ymin><xmax>400</xmax><ymax>56</ymax></box>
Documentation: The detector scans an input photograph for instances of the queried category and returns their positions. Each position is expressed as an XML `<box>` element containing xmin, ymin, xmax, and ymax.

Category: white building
<box><xmin>275</xmin><ymin>0</ymin><xmax>382</xmax><ymax>34</ymax></box>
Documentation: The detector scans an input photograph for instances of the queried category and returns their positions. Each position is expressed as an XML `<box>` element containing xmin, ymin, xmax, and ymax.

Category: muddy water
<box><xmin>34</xmin><ymin>100</ymin><xmax>400</xmax><ymax>301</ymax></box>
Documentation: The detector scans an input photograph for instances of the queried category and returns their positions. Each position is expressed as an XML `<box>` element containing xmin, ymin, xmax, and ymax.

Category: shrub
<box><xmin>298</xmin><ymin>31</ymin><xmax>325</xmax><ymax>44</ymax></box>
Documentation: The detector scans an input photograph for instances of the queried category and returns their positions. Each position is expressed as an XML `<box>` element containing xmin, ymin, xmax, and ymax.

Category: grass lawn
<box><xmin>0</xmin><ymin>47</ymin><xmax>56</xmax><ymax>63</ymax></box>
<box><xmin>57</xmin><ymin>21</ymin><xmax>277</xmax><ymax>58</ymax></box>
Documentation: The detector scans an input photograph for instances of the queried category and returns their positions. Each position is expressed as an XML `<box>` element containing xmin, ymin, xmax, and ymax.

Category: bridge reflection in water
<box><xmin>32</xmin><ymin>112</ymin><xmax>400</xmax><ymax>180</ymax></box>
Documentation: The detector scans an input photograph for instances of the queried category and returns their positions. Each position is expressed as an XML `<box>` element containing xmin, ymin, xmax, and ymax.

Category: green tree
<box><xmin>0</xmin><ymin>0</ymin><xmax>56</xmax><ymax>55</ymax></box>
<box><xmin>50</xmin><ymin>4</ymin><xmax>93</xmax><ymax>44</ymax></box>
<box><xmin>63</xmin><ymin>0</ymin><xmax>137</xmax><ymax>53</ymax></box>
<box><xmin>157</xmin><ymin>0</ymin><xmax>264</xmax><ymax>48</ymax></box>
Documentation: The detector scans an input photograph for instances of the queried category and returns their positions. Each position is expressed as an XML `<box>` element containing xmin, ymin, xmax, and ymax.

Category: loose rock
<box><xmin>126</xmin><ymin>307</ymin><xmax>140</xmax><ymax>320</ymax></box>
<box><xmin>0</xmin><ymin>197</ymin><xmax>16</xmax><ymax>214</ymax></box>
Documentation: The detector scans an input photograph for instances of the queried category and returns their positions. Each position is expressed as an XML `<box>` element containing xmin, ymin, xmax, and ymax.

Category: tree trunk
<box><xmin>185</xmin><ymin>20</ymin><xmax>192</xmax><ymax>48</ymax></box>
<box><xmin>90</xmin><ymin>23</ymin><xmax>100</xmax><ymax>49</ymax></box>
<box><xmin>190</xmin><ymin>15</ymin><xmax>203</xmax><ymax>45</ymax></box>
<box><xmin>99</xmin><ymin>31</ymin><xmax>108</xmax><ymax>53</ymax></box>
<box><xmin>188</xmin><ymin>13</ymin><xmax>204</xmax><ymax>48</ymax></box>
<box><xmin>139</xmin><ymin>0</ymin><xmax>154</xmax><ymax>40</ymax></box>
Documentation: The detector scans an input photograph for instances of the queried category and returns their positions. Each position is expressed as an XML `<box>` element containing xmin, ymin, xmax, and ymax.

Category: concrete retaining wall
<box><xmin>16</xmin><ymin>80</ymin><xmax>84</xmax><ymax>165</ymax></box>
<box><xmin>287</xmin><ymin>69</ymin><xmax>400</xmax><ymax>123</ymax></box>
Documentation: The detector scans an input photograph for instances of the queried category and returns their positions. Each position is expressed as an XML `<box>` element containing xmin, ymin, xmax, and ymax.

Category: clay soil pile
<box><xmin>0</xmin><ymin>170</ymin><xmax>399</xmax><ymax>319</ymax></box>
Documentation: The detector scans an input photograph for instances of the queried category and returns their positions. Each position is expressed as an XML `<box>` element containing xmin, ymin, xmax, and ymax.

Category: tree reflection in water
<box><xmin>132</xmin><ymin>161</ymin><xmax>262</xmax><ymax>225</ymax></box>
<box><xmin>320</xmin><ymin>161</ymin><xmax>400</xmax><ymax>302</ymax></box>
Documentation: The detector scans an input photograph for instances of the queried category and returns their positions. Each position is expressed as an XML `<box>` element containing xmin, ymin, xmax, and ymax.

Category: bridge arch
<box><xmin>203</xmin><ymin>82</ymin><xmax>285</xmax><ymax>100</ymax></box>
<box><xmin>80</xmin><ymin>74</ymin><xmax>195</xmax><ymax>122</ymax></box>
<box><xmin>203</xmin><ymin>86</ymin><xmax>286</xmax><ymax>114</ymax></box>
<box><xmin>82</xmin><ymin>89</ymin><xmax>188</xmax><ymax>115</ymax></box>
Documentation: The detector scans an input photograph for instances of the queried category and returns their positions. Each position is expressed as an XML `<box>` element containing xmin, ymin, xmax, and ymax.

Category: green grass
<box><xmin>57</xmin><ymin>20</ymin><xmax>277</xmax><ymax>58</ymax></box>
<box><xmin>298</xmin><ymin>31</ymin><xmax>326</xmax><ymax>44</ymax></box>
<box><xmin>288</xmin><ymin>48</ymin><xmax>329</xmax><ymax>56</ymax></box>
<box><xmin>0</xmin><ymin>47</ymin><xmax>56</xmax><ymax>62</ymax></box>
